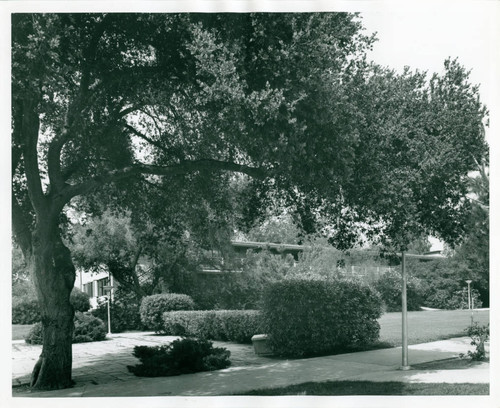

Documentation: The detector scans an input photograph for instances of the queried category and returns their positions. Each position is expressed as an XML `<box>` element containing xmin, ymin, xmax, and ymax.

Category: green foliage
<box><xmin>127</xmin><ymin>338</ymin><xmax>231</xmax><ymax>377</ymax></box>
<box><xmin>261</xmin><ymin>278</ymin><xmax>383</xmax><ymax>357</ymax></box>
<box><xmin>91</xmin><ymin>293</ymin><xmax>144</xmax><ymax>333</ymax></box>
<box><xmin>140</xmin><ymin>293</ymin><xmax>195</xmax><ymax>332</ymax></box>
<box><xmin>12</xmin><ymin>298</ymin><xmax>40</xmax><ymax>325</ymax></box>
<box><xmin>13</xmin><ymin>287</ymin><xmax>90</xmax><ymax>324</ymax></box>
<box><xmin>69</xmin><ymin>288</ymin><xmax>91</xmax><ymax>312</ymax></box>
<box><xmin>461</xmin><ymin>323</ymin><xmax>489</xmax><ymax>361</ymax></box>
<box><xmin>162</xmin><ymin>310</ymin><xmax>263</xmax><ymax>343</ymax></box>
<box><xmin>373</xmin><ymin>269</ymin><xmax>423</xmax><ymax>312</ymax></box>
<box><xmin>25</xmin><ymin>312</ymin><xmax>107</xmax><ymax>344</ymax></box>
<box><xmin>408</xmin><ymin>259</ymin><xmax>484</xmax><ymax>309</ymax></box>
<box><xmin>73</xmin><ymin>312</ymin><xmax>107</xmax><ymax>343</ymax></box>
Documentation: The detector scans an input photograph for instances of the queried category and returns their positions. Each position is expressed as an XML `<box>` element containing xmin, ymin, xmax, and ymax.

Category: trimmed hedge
<box><xmin>25</xmin><ymin>312</ymin><xmax>107</xmax><ymax>344</ymax></box>
<box><xmin>162</xmin><ymin>310</ymin><xmax>263</xmax><ymax>343</ymax></box>
<box><xmin>140</xmin><ymin>293</ymin><xmax>195</xmax><ymax>333</ymax></box>
<box><xmin>127</xmin><ymin>337</ymin><xmax>231</xmax><ymax>377</ymax></box>
<box><xmin>261</xmin><ymin>278</ymin><xmax>383</xmax><ymax>357</ymax></box>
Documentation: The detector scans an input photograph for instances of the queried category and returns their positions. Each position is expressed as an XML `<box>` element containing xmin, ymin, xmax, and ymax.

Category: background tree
<box><xmin>12</xmin><ymin>13</ymin><xmax>487</xmax><ymax>389</ymax></box>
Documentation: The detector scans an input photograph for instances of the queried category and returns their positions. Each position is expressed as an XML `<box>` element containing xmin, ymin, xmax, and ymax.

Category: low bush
<box><xmin>162</xmin><ymin>310</ymin><xmax>262</xmax><ymax>343</ymax></box>
<box><xmin>24</xmin><ymin>321</ymin><xmax>43</xmax><ymax>344</ymax></box>
<box><xmin>91</xmin><ymin>293</ymin><xmax>143</xmax><ymax>333</ymax></box>
<box><xmin>261</xmin><ymin>278</ymin><xmax>383</xmax><ymax>357</ymax></box>
<box><xmin>140</xmin><ymin>293</ymin><xmax>196</xmax><ymax>333</ymax></box>
<box><xmin>373</xmin><ymin>270</ymin><xmax>423</xmax><ymax>312</ymax></box>
<box><xmin>25</xmin><ymin>312</ymin><xmax>107</xmax><ymax>344</ymax></box>
<box><xmin>73</xmin><ymin>312</ymin><xmax>107</xmax><ymax>343</ymax></box>
<box><xmin>461</xmin><ymin>323</ymin><xmax>489</xmax><ymax>361</ymax></box>
<box><xmin>127</xmin><ymin>338</ymin><xmax>231</xmax><ymax>377</ymax></box>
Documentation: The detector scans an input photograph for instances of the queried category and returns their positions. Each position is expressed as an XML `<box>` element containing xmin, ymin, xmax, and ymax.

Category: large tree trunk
<box><xmin>29</xmin><ymin>222</ymin><xmax>76</xmax><ymax>390</ymax></box>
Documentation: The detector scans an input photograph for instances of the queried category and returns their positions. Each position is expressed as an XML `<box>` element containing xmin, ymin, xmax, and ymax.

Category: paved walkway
<box><xmin>12</xmin><ymin>332</ymin><xmax>489</xmax><ymax>397</ymax></box>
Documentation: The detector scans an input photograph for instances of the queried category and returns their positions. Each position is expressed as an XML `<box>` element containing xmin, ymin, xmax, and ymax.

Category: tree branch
<box><xmin>63</xmin><ymin>159</ymin><xmax>267</xmax><ymax>201</ymax></box>
<box><xmin>21</xmin><ymin>96</ymin><xmax>47</xmax><ymax>214</ymax></box>
<box><xmin>12</xmin><ymin>196</ymin><xmax>33</xmax><ymax>259</ymax></box>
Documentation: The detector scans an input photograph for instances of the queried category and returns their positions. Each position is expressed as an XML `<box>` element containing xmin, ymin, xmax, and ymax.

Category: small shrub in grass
<box><xmin>460</xmin><ymin>323</ymin><xmax>489</xmax><ymax>361</ymax></box>
<box><xmin>127</xmin><ymin>338</ymin><xmax>231</xmax><ymax>377</ymax></box>
<box><xmin>25</xmin><ymin>312</ymin><xmax>106</xmax><ymax>344</ymax></box>
<box><xmin>162</xmin><ymin>310</ymin><xmax>262</xmax><ymax>343</ymax></box>
<box><xmin>140</xmin><ymin>294</ymin><xmax>195</xmax><ymax>333</ymax></box>
<box><xmin>262</xmin><ymin>278</ymin><xmax>383</xmax><ymax>357</ymax></box>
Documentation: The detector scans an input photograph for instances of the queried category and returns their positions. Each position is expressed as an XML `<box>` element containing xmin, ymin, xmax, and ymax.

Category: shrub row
<box><xmin>13</xmin><ymin>288</ymin><xmax>91</xmax><ymax>324</ymax></box>
<box><xmin>261</xmin><ymin>278</ymin><xmax>383</xmax><ymax>357</ymax></box>
<box><xmin>162</xmin><ymin>310</ymin><xmax>263</xmax><ymax>343</ymax></box>
<box><xmin>140</xmin><ymin>293</ymin><xmax>195</xmax><ymax>333</ymax></box>
<box><xmin>127</xmin><ymin>338</ymin><xmax>231</xmax><ymax>377</ymax></box>
<box><xmin>25</xmin><ymin>312</ymin><xmax>107</xmax><ymax>344</ymax></box>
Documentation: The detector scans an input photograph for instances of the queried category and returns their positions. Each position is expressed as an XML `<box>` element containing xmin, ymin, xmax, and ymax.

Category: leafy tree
<box><xmin>12</xmin><ymin>13</ymin><xmax>487</xmax><ymax>389</ymax></box>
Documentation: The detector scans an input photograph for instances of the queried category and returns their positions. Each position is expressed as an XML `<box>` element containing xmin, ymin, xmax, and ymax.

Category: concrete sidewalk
<box><xmin>13</xmin><ymin>333</ymin><xmax>489</xmax><ymax>397</ymax></box>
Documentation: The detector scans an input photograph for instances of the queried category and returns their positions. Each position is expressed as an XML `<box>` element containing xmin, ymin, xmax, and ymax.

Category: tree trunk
<box><xmin>29</xmin><ymin>223</ymin><xmax>76</xmax><ymax>390</ymax></box>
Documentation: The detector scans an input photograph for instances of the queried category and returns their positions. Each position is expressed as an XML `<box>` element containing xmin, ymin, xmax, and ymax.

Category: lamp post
<box><xmin>103</xmin><ymin>283</ymin><xmax>114</xmax><ymax>335</ymax></box>
<box><xmin>399</xmin><ymin>252</ymin><xmax>444</xmax><ymax>370</ymax></box>
<box><xmin>400</xmin><ymin>252</ymin><xmax>410</xmax><ymax>370</ymax></box>
<box><xmin>465</xmin><ymin>280</ymin><xmax>473</xmax><ymax>326</ymax></box>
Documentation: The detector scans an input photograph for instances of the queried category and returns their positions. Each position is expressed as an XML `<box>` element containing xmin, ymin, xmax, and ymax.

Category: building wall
<box><xmin>75</xmin><ymin>268</ymin><xmax>115</xmax><ymax>309</ymax></box>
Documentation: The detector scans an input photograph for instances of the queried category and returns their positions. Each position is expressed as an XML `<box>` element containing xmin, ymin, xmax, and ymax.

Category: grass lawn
<box><xmin>377</xmin><ymin>309</ymin><xmax>489</xmax><ymax>347</ymax></box>
<box><xmin>12</xmin><ymin>324</ymin><xmax>34</xmax><ymax>341</ymax></box>
<box><xmin>240</xmin><ymin>380</ymin><xmax>489</xmax><ymax>395</ymax></box>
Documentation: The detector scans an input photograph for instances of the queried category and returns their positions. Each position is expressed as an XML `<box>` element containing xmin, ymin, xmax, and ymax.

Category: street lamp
<box><xmin>465</xmin><ymin>280</ymin><xmax>473</xmax><ymax>326</ymax></box>
<box><xmin>103</xmin><ymin>283</ymin><xmax>114</xmax><ymax>335</ymax></box>
<box><xmin>399</xmin><ymin>252</ymin><xmax>444</xmax><ymax>370</ymax></box>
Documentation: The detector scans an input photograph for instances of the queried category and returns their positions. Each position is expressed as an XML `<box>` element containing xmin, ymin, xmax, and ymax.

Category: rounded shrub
<box><xmin>70</xmin><ymin>288</ymin><xmax>91</xmax><ymax>312</ymax></box>
<box><xmin>140</xmin><ymin>293</ymin><xmax>195</xmax><ymax>333</ymax></box>
<box><xmin>73</xmin><ymin>312</ymin><xmax>107</xmax><ymax>343</ymax></box>
<box><xmin>24</xmin><ymin>321</ymin><xmax>44</xmax><ymax>344</ymax></box>
<box><xmin>373</xmin><ymin>270</ymin><xmax>423</xmax><ymax>312</ymax></box>
<box><xmin>25</xmin><ymin>312</ymin><xmax>107</xmax><ymax>344</ymax></box>
<box><xmin>261</xmin><ymin>278</ymin><xmax>383</xmax><ymax>357</ymax></box>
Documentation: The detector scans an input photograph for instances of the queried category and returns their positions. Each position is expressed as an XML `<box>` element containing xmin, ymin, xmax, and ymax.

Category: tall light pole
<box><xmin>103</xmin><ymin>274</ymin><xmax>114</xmax><ymax>335</ymax></box>
<box><xmin>466</xmin><ymin>280</ymin><xmax>472</xmax><ymax>310</ymax></box>
<box><xmin>465</xmin><ymin>280</ymin><xmax>473</xmax><ymax>326</ymax></box>
<box><xmin>400</xmin><ymin>252</ymin><xmax>410</xmax><ymax>370</ymax></box>
<box><xmin>399</xmin><ymin>252</ymin><xmax>444</xmax><ymax>370</ymax></box>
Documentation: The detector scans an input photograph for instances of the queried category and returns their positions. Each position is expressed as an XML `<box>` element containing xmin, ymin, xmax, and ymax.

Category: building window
<box><xmin>97</xmin><ymin>277</ymin><xmax>110</xmax><ymax>297</ymax></box>
<box><xmin>83</xmin><ymin>282</ymin><xmax>93</xmax><ymax>297</ymax></box>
